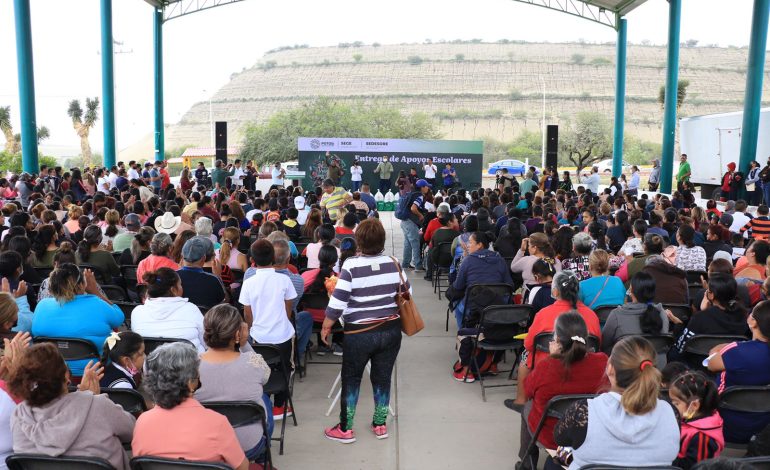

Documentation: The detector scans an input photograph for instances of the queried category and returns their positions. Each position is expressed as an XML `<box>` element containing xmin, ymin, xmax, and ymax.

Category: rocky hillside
<box><xmin>120</xmin><ymin>41</ymin><xmax>770</xmax><ymax>161</ymax></box>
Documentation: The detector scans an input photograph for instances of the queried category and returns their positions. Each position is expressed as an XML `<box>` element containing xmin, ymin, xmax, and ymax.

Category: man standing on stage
<box><xmin>423</xmin><ymin>158</ymin><xmax>437</xmax><ymax>188</ymax></box>
<box><xmin>373</xmin><ymin>156</ymin><xmax>394</xmax><ymax>193</ymax></box>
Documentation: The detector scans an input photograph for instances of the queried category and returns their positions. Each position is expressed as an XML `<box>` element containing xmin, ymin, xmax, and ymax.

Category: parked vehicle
<box><xmin>597</xmin><ymin>158</ymin><xmax>632</xmax><ymax>174</ymax></box>
<box><xmin>487</xmin><ymin>159</ymin><xmax>539</xmax><ymax>176</ymax></box>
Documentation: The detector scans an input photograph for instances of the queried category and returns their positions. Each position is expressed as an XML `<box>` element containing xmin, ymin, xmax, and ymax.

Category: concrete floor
<box><xmin>272</xmin><ymin>213</ymin><xmax>521</xmax><ymax>470</ymax></box>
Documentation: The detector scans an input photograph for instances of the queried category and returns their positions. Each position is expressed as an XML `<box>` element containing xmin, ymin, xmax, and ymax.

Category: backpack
<box><xmin>395</xmin><ymin>191</ymin><xmax>419</xmax><ymax>221</ymax></box>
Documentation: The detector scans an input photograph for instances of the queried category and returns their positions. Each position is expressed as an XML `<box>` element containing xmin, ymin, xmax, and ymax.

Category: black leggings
<box><xmin>339</xmin><ymin>320</ymin><xmax>402</xmax><ymax>430</ymax></box>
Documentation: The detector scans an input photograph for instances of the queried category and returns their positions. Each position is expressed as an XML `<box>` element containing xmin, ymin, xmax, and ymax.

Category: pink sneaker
<box><xmin>372</xmin><ymin>424</ymin><xmax>389</xmax><ymax>439</ymax></box>
<box><xmin>324</xmin><ymin>424</ymin><xmax>356</xmax><ymax>444</ymax></box>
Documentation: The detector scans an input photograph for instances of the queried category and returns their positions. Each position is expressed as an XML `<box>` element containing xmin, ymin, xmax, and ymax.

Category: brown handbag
<box><xmin>390</xmin><ymin>257</ymin><xmax>424</xmax><ymax>336</ymax></box>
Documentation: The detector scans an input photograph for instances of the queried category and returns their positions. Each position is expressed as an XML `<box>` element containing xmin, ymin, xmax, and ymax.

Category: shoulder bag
<box><xmin>391</xmin><ymin>257</ymin><xmax>425</xmax><ymax>336</ymax></box>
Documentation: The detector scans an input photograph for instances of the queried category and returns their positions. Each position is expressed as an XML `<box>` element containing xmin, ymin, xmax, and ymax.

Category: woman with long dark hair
<box><xmin>516</xmin><ymin>312</ymin><xmax>608</xmax><ymax>469</ymax></box>
<box><xmin>76</xmin><ymin>225</ymin><xmax>120</xmax><ymax>282</ymax></box>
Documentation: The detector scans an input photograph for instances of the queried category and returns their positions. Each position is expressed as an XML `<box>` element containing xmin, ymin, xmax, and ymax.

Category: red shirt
<box><xmin>423</xmin><ymin>218</ymin><xmax>442</xmax><ymax>243</ymax></box>
<box><xmin>524</xmin><ymin>299</ymin><xmax>601</xmax><ymax>369</ymax></box>
<box><xmin>160</xmin><ymin>168</ymin><xmax>171</xmax><ymax>189</ymax></box>
<box><xmin>335</xmin><ymin>227</ymin><xmax>354</xmax><ymax>236</ymax></box>
<box><xmin>524</xmin><ymin>353</ymin><xmax>609</xmax><ymax>449</ymax></box>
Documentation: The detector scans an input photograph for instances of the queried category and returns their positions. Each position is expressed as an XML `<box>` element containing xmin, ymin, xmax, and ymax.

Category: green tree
<box><xmin>455</xmin><ymin>53</ymin><xmax>465</xmax><ymax>62</ymax></box>
<box><xmin>658</xmin><ymin>79</ymin><xmax>690</xmax><ymax>110</ymax></box>
<box><xmin>240</xmin><ymin>98</ymin><xmax>441</xmax><ymax>165</ymax></box>
<box><xmin>67</xmin><ymin>97</ymin><xmax>100</xmax><ymax>168</ymax></box>
<box><xmin>571</xmin><ymin>53</ymin><xmax>585</xmax><ymax>65</ymax></box>
<box><xmin>0</xmin><ymin>106</ymin><xmax>18</xmax><ymax>154</ymax></box>
<box><xmin>352</xmin><ymin>54</ymin><xmax>363</xmax><ymax>63</ymax></box>
<box><xmin>0</xmin><ymin>151</ymin><xmax>57</xmax><ymax>175</ymax></box>
<box><xmin>559</xmin><ymin>111</ymin><xmax>612</xmax><ymax>174</ymax></box>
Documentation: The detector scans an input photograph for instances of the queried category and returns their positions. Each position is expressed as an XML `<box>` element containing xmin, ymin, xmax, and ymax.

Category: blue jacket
<box><xmin>452</xmin><ymin>249</ymin><xmax>513</xmax><ymax>293</ymax></box>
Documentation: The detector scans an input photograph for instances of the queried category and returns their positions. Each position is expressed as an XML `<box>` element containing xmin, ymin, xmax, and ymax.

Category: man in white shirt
<box><xmin>108</xmin><ymin>166</ymin><xmax>119</xmax><ymax>190</ymax></box>
<box><xmin>628</xmin><ymin>166</ymin><xmax>640</xmax><ymax>196</ymax></box>
<box><xmin>729</xmin><ymin>199</ymin><xmax>752</xmax><ymax>237</ymax></box>
<box><xmin>231</xmin><ymin>159</ymin><xmax>245</xmax><ymax>190</ymax></box>
<box><xmin>423</xmin><ymin>158</ymin><xmax>437</xmax><ymax>187</ymax></box>
<box><xmin>97</xmin><ymin>169</ymin><xmax>110</xmax><ymax>193</ymax></box>
<box><xmin>239</xmin><ymin>239</ymin><xmax>297</xmax><ymax>415</ymax></box>
<box><xmin>127</xmin><ymin>161</ymin><xmax>141</xmax><ymax>181</ymax></box>
<box><xmin>271</xmin><ymin>162</ymin><xmax>285</xmax><ymax>187</ymax></box>
<box><xmin>580</xmin><ymin>166</ymin><xmax>601</xmax><ymax>195</ymax></box>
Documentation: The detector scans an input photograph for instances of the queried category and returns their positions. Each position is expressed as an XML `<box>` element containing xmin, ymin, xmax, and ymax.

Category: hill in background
<box><xmin>119</xmin><ymin>40</ymin><xmax>770</xmax><ymax>163</ymax></box>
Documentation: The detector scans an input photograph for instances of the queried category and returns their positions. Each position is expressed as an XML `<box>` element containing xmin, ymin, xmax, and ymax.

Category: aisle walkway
<box><xmin>274</xmin><ymin>214</ymin><xmax>520</xmax><ymax>470</ymax></box>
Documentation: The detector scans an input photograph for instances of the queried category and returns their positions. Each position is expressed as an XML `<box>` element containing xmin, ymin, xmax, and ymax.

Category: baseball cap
<box><xmin>124</xmin><ymin>213</ymin><xmax>141</xmax><ymax>229</ymax></box>
<box><xmin>415</xmin><ymin>179</ymin><xmax>432</xmax><ymax>188</ymax></box>
<box><xmin>294</xmin><ymin>195</ymin><xmax>306</xmax><ymax>209</ymax></box>
<box><xmin>719</xmin><ymin>213</ymin><xmax>734</xmax><ymax>227</ymax></box>
<box><xmin>144</xmin><ymin>162</ymin><xmax>152</xmax><ymax>167</ymax></box>
<box><xmin>182</xmin><ymin>236</ymin><xmax>214</xmax><ymax>263</ymax></box>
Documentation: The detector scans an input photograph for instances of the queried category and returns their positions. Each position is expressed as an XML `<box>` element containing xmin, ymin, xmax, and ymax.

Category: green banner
<box><xmin>297</xmin><ymin>137</ymin><xmax>483</xmax><ymax>191</ymax></box>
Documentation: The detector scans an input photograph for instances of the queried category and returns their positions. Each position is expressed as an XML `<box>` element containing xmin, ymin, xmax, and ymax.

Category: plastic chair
<box><xmin>520</xmin><ymin>394</ymin><xmax>598</xmax><ymax>470</ymax></box>
<box><xmin>431</xmin><ymin>242</ymin><xmax>454</xmax><ymax>299</ymax></box>
<box><xmin>467</xmin><ymin>305</ymin><xmax>531</xmax><ymax>401</ymax></box>
<box><xmin>735</xmin><ymin>456</ymin><xmax>770</xmax><ymax>470</ymax></box>
<box><xmin>685</xmin><ymin>270</ymin><xmax>708</xmax><ymax>285</ymax></box>
<box><xmin>682</xmin><ymin>334</ymin><xmax>749</xmax><ymax>367</ymax></box>
<box><xmin>640</xmin><ymin>334</ymin><xmax>676</xmax><ymax>356</ymax></box>
<box><xmin>142</xmin><ymin>337</ymin><xmax>195</xmax><ymax>356</ymax></box>
<box><xmin>662</xmin><ymin>303</ymin><xmax>693</xmax><ymax>325</ymax></box>
<box><xmin>101</xmin><ymin>387</ymin><xmax>147</xmax><ymax>415</ymax></box>
<box><xmin>32</xmin><ymin>337</ymin><xmax>100</xmax><ymax>364</ymax></box>
<box><xmin>120</xmin><ymin>265</ymin><xmax>143</xmax><ymax>301</ymax></box>
<box><xmin>78</xmin><ymin>263</ymin><xmax>110</xmax><ymax>284</ymax></box>
<box><xmin>201</xmin><ymin>401</ymin><xmax>273</xmax><ymax>469</ymax></box>
<box><xmin>101</xmin><ymin>284</ymin><xmax>128</xmax><ymax>302</ymax></box>
<box><xmin>32</xmin><ymin>266</ymin><xmax>53</xmax><ymax>280</ymax></box>
<box><xmin>718</xmin><ymin>385</ymin><xmax>770</xmax><ymax>449</ymax></box>
<box><xmin>252</xmin><ymin>343</ymin><xmax>297</xmax><ymax>455</ymax></box>
<box><xmin>114</xmin><ymin>301</ymin><xmax>140</xmax><ymax>329</ymax></box>
<box><xmin>130</xmin><ymin>457</ymin><xmax>233</xmax><ymax>470</ymax></box>
<box><xmin>6</xmin><ymin>454</ymin><xmax>115</xmax><ymax>469</ymax></box>
<box><xmin>593</xmin><ymin>305</ymin><xmax>620</xmax><ymax>324</ymax></box>
<box><xmin>448</xmin><ymin>282</ymin><xmax>514</xmax><ymax>332</ymax></box>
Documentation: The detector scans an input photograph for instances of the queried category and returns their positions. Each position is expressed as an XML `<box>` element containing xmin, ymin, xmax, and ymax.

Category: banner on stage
<box><xmin>297</xmin><ymin>137</ymin><xmax>483</xmax><ymax>190</ymax></box>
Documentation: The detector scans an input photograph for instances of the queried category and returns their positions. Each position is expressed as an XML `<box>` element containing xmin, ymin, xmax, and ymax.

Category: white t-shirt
<box><xmin>730</xmin><ymin>211</ymin><xmax>752</xmax><ymax>236</ymax></box>
<box><xmin>232</xmin><ymin>166</ymin><xmax>245</xmax><ymax>186</ymax></box>
<box><xmin>97</xmin><ymin>176</ymin><xmax>110</xmax><ymax>192</ymax></box>
<box><xmin>0</xmin><ymin>388</ymin><xmax>14</xmax><ymax>470</ymax></box>
<box><xmin>239</xmin><ymin>268</ymin><xmax>297</xmax><ymax>344</ymax></box>
<box><xmin>128</xmin><ymin>168</ymin><xmax>141</xmax><ymax>180</ymax></box>
<box><xmin>271</xmin><ymin>167</ymin><xmax>285</xmax><ymax>186</ymax></box>
<box><xmin>424</xmin><ymin>164</ymin><xmax>437</xmax><ymax>179</ymax></box>
<box><xmin>350</xmin><ymin>165</ymin><xmax>363</xmax><ymax>182</ymax></box>
<box><xmin>108</xmin><ymin>172</ymin><xmax>119</xmax><ymax>189</ymax></box>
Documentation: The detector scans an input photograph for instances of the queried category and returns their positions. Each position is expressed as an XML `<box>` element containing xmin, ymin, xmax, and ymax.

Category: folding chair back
<box><xmin>685</xmin><ymin>270</ymin><xmax>707</xmax><ymax>285</ymax></box>
<box><xmin>462</xmin><ymin>283</ymin><xmax>513</xmax><ymax>326</ymax></box>
<box><xmin>78</xmin><ymin>263</ymin><xmax>110</xmax><ymax>284</ymax></box>
<box><xmin>101</xmin><ymin>284</ymin><xmax>128</xmax><ymax>302</ymax></box>
<box><xmin>478</xmin><ymin>305</ymin><xmax>531</xmax><ymax>344</ymax></box>
<box><xmin>578</xmin><ymin>466</ymin><xmax>683</xmax><ymax>470</ymax></box>
<box><xmin>143</xmin><ymin>337</ymin><xmax>195</xmax><ymax>356</ymax></box>
<box><xmin>129</xmin><ymin>457</ymin><xmax>233</xmax><ymax>470</ymax></box>
<box><xmin>121</xmin><ymin>265</ymin><xmax>139</xmax><ymax>286</ymax></box>
<box><xmin>593</xmin><ymin>305</ymin><xmax>620</xmax><ymax>324</ymax></box>
<box><xmin>683</xmin><ymin>334</ymin><xmax>748</xmax><ymax>357</ymax></box>
<box><xmin>201</xmin><ymin>400</ymin><xmax>266</xmax><ymax>428</ymax></box>
<box><xmin>719</xmin><ymin>385</ymin><xmax>770</xmax><ymax>413</ymax></box>
<box><xmin>662</xmin><ymin>303</ymin><xmax>692</xmax><ymax>325</ymax></box>
<box><xmin>521</xmin><ymin>394</ymin><xmax>597</xmax><ymax>468</ymax></box>
<box><xmin>434</xmin><ymin>242</ymin><xmax>454</xmax><ymax>269</ymax></box>
<box><xmin>33</xmin><ymin>266</ymin><xmax>53</xmax><ymax>280</ymax></box>
<box><xmin>102</xmin><ymin>387</ymin><xmax>147</xmax><ymax>415</ymax></box>
<box><xmin>251</xmin><ymin>343</ymin><xmax>296</xmax><ymax>455</ymax></box>
<box><xmin>32</xmin><ymin>337</ymin><xmax>100</xmax><ymax>363</ymax></box>
<box><xmin>736</xmin><ymin>456</ymin><xmax>770</xmax><ymax>470</ymax></box>
<box><xmin>6</xmin><ymin>454</ymin><xmax>115</xmax><ymax>470</ymax></box>
<box><xmin>640</xmin><ymin>334</ymin><xmax>676</xmax><ymax>356</ymax></box>
<box><xmin>114</xmin><ymin>301</ymin><xmax>140</xmax><ymax>329</ymax></box>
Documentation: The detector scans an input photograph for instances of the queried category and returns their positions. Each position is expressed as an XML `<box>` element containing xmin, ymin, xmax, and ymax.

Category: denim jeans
<box><xmin>351</xmin><ymin>180</ymin><xmax>361</xmax><ymax>192</ymax></box>
<box><xmin>295</xmin><ymin>311</ymin><xmax>313</xmax><ymax>358</ymax></box>
<box><xmin>763</xmin><ymin>183</ymin><xmax>770</xmax><ymax>206</ymax></box>
<box><xmin>339</xmin><ymin>320</ymin><xmax>402</xmax><ymax>430</ymax></box>
<box><xmin>400</xmin><ymin>219</ymin><xmax>422</xmax><ymax>268</ymax></box>
<box><xmin>244</xmin><ymin>393</ymin><xmax>274</xmax><ymax>462</ymax></box>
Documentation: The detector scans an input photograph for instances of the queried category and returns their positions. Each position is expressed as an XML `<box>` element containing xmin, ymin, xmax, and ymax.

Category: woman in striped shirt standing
<box><xmin>322</xmin><ymin>218</ymin><xmax>408</xmax><ymax>444</ymax></box>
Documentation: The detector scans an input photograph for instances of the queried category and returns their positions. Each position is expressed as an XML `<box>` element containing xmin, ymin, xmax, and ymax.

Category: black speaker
<box><xmin>215</xmin><ymin>121</ymin><xmax>227</xmax><ymax>164</ymax></box>
<box><xmin>546</xmin><ymin>125</ymin><xmax>558</xmax><ymax>171</ymax></box>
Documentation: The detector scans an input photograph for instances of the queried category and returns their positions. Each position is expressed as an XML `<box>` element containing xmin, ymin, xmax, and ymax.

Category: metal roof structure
<box><xmin>511</xmin><ymin>0</ymin><xmax>648</xmax><ymax>29</ymax></box>
<box><xmin>143</xmin><ymin>0</ymin><xmax>244</xmax><ymax>21</ymax></box>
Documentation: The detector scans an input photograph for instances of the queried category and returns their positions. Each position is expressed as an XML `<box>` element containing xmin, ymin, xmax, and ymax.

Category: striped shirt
<box><xmin>320</xmin><ymin>187</ymin><xmax>348</xmax><ymax>221</ymax></box>
<box><xmin>325</xmin><ymin>254</ymin><xmax>411</xmax><ymax>324</ymax></box>
<box><xmin>740</xmin><ymin>216</ymin><xmax>770</xmax><ymax>239</ymax></box>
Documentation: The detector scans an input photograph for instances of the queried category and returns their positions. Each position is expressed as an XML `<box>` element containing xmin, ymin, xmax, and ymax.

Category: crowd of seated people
<box><xmin>1</xmin><ymin>163</ymin><xmax>770</xmax><ymax>469</ymax></box>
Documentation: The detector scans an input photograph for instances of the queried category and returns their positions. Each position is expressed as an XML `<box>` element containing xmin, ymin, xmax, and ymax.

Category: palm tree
<box><xmin>0</xmin><ymin>106</ymin><xmax>19</xmax><ymax>154</ymax></box>
<box><xmin>37</xmin><ymin>126</ymin><xmax>50</xmax><ymax>145</ymax></box>
<box><xmin>67</xmin><ymin>97</ymin><xmax>100</xmax><ymax>167</ymax></box>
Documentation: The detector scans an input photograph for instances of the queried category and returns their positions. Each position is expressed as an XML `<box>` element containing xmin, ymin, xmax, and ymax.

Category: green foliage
<box><xmin>164</xmin><ymin>145</ymin><xmax>193</xmax><ymax>161</ymax></box>
<box><xmin>239</xmin><ymin>98</ymin><xmax>441</xmax><ymax>165</ymax></box>
<box><xmin>352</xmin><ymin>54</ymin><xmax>363</xmax><ymax>63</ymax></box>
<box><xmin>0</xmin><ymin>151</ymin><xmax>57</xmax><ymax>175</ymax></box>
<box><xmin>455</xmin><ymin>53</ymin><xmax>465</xmax><ymax>62</ymax></box>
<box><xmin>508</xmin><ymin>89</ymin><xmax>524</xmax><ymax>101</ymax></box>
<box><xmin>265</xmin><ymin>44</ymin><xmax>309</xmax><ymax>54</ymax></box>
<box><xmin>559</xmin><ymin>111</ymin><xmax>611</xmax><ymax>174</ymax></box>
<box><xmin>589</xmin><ymin>57</ymin><xmax>612</xmax><ymax>66</ymax></box>
<box><xmin>623</xmin><ymin>135</ymin><xmax>662</xmax><ymax>166</ymax></box>
<box><xmin>407</xmin><ymin>56</ymin><xmax>423</xmax><ymax>65</ymax></box>
<box><xmin>579</xmin><ymin>92</ymin><xmax>591</xmax><ymax>100</ymax></box>
<box><xmin>658</xmin><ymin>79</ymin><xmax>690</xmax><ymax>110</ymax></box>
<box><xmin>570</xmin><ymin>53</ymin><xmax>585</xmax><ymax>65</ymax></box>
<box><xmin>433</xmin><ymin>109</ymin><xmax>503</xmax><ymax>120</ymax></box>
<box><xmin>372</xmin><ymin>42</ymin><xmax>381</xmax><ymax>47</ymax></box>
<box><xmin>481</xmin><ymin>131</ymin><xmax>542</xmax><ymax>166</ymax></box>
<box><xmin>257</xmin><ymin>61</ymin><xmax>277</xmax><ymax>71</ymax></box>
